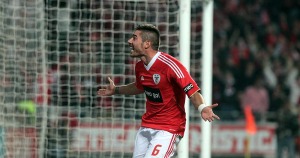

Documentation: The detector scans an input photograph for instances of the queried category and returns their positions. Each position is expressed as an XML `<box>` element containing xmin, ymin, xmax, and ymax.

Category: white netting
<box><xmin>0</xmin><ymin>0</ymin><xmax>204</xmax><ymax>157</ymax></box>
<box><xmin>0</xmin><ymin>0</ymin><xmax>44</xmax><ymax>157</ymax></box>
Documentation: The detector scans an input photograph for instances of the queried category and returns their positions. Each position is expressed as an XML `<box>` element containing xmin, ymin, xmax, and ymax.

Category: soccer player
<box><xmin>98</xmin><ymin>24</ymin><xmax>220</xmax><ymax>158</ymax></box>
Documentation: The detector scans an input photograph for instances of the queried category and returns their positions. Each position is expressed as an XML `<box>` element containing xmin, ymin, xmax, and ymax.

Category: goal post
<box><xmin>178</xmin><ymin>0</ymin><xmax>191</xmax><ymax>157</ymax></box>
<box><xmin>201</xmin><ymin>0</ymin><xmax>214</xmax><ymax>158</ymax></box>
<box><xmin>0</xmin><ymin>0</ymin><xmax>211</xmax><ymax>157</ymax></box>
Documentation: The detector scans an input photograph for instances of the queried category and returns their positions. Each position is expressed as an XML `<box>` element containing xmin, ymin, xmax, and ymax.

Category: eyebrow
<box><xmin>132</xmin><ymin>34</ymin><xmax>137</xmax><ymax>38</ymax></box>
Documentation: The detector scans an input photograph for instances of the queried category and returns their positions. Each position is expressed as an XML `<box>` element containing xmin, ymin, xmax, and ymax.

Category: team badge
<box><xmin>153</xmin><ymin>74</ymin><xmax>160</xmax><ymax>85</ymax></box>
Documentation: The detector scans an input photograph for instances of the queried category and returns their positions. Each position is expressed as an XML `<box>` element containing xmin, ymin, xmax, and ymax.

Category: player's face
<box><xmin>128</xmin><ymin>30</ymin><xmax>145</xmax><ymax>58</ymax></box>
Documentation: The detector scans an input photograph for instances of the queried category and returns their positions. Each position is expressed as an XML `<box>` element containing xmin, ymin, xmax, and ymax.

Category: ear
<box><xmin>144</xmin><ymin>41</ymin><xmax>151</xmax><ymax>49</ymax></box>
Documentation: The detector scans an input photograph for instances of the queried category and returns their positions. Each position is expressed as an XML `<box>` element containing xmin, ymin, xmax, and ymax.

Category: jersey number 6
<box><xmin>151</xmin><ymin>144</ymin><xmax>162</xmax><ymax>156</ymax></box>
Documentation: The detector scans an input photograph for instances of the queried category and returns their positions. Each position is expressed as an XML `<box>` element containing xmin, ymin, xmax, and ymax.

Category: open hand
<box><xmin>97</xmin><ymin>77</ymin><xmax>115</xmax><ymax>96</ymax></box>
<box><xmin>201</xmin><ymin>103</ymin><xmax>220</xmax><ymax>122</ymax></box>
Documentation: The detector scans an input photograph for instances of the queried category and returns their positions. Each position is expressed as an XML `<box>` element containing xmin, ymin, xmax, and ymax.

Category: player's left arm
<box><xmin>167</xmin><ymin>55</ymin><xmax>220</xmax><ymax>122</ymax></box>
<box><xmin>189</xmin><ymin>92</ymin><xmax>220</xmax><ymax>122</ymax></box>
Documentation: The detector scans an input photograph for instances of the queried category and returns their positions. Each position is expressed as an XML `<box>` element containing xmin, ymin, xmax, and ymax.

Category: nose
<box><xmin>128</xmin><ymin>37</ymin><xmax>132</xmax><ymax>44</ymax></box>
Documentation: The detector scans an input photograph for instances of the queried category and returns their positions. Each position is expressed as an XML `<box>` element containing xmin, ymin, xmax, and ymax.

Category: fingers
<box><xmin>108</xmin><ymin>77</ymin><xmax>113</xmax><ymax>83</ymax></box>
<box><xmin>211</xmin><ymin>103</ymin><xmax>219</xmax><ymax>108</ymax></box>
<box><xmin>202</xmin><ymin>112</ymin><xmax>220</xmax><ymax>122</ymax></box>
<box><xmin>202</xmin><ymin>103</ymin><xmax>220</xmax><ymax>122</ymax></box>
<box><xmin>213</xmin><ymin>114</ymin><xmax>220</xmax><ymax>120</ymax></box>
<box><xmin>97</xmin><ymin>78</ymin><xmax>113</xmax><ymax>96</ymax></box>
<box><xmin>204</xmin><ymin>117</ymin><xmax>214</xmax><ymax>122</ymax></box>
<box><xmin>97</xmin><ymin>89</ymin><xmax>105</xmax><ymax>96</ymax></box>
<box><xmin>204</xmin><ymin>118</ymin><xmax>213</xmax><ymax>122</ymax></box>
<box><xmin>108</xmin><ymin>77</ymin><xmax>115</xmax><ymax>85</ymax></box>
<box><xmin>205</xmin><ymin>116</ymin><xmax>216</xmax><ymax>122</ymax></box>
<box><xmin>211</xmin><ymin>104</ymin><xmax>220</xmax><ymax>120</ymax></box>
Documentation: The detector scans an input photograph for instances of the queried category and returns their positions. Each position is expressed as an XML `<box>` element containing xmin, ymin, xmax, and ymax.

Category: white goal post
<box><xmin>0</xmin><ymin>0</ymin><xmax>213</xmax><ymax>157</ymax></box>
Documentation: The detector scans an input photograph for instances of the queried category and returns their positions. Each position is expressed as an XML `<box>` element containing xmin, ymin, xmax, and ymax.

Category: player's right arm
<box><xmin>97</xmin><ymin>77</ymin><xmax>144</xmax><ymax>96</ymax></box>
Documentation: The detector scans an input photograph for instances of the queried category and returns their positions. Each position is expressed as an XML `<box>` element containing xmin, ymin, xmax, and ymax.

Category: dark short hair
<box><xmin>135</xmin><ymin>24</ymin><xmax>160</xmax><ymax>50</ymax></box>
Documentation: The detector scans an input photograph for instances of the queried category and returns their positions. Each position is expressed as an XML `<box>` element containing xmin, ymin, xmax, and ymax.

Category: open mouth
<box><xmin>130</xmin><ymin>50</ymin><xmax>135</xmax><ymax>55</ymax></box>
<box><xmin>129</xmin><ymin>45</ymin><xmax>134</xmax><ymax>54</ymax></box>
<box><xmin>128</xmin><ymin>44</ymin><xmax>142</xmax><ymax>57</ymax></box>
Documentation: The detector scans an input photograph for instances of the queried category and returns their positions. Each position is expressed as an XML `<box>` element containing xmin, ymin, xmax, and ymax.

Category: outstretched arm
<box><xmin>190</xmin><ymin>92</ymin><xmax>220</xmax><ymax>122</ymax></box>
<box><xmin>97</xmin><ymin>77</ymin><xmax>144</xmax><ymax>96</ymax></box>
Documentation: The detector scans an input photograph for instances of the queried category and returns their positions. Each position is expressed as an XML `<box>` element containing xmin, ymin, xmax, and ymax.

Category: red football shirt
<box><xmin>135</xmin><ymin>52</ymin><xmax>200</xmax><ymax>136</ymax></box>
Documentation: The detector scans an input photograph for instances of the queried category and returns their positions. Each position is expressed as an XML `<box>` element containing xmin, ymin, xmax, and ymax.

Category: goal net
<box><xmin>0</xmin><ymin>0</ymin><xmax>203</xmax><ymax>157</ymax></box>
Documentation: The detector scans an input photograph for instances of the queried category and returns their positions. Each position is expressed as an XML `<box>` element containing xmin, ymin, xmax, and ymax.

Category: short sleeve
<box><xmin>135</xmin><ymin>62</ymin><xmax>144</xmax><ymax>90</ymax></box>
<box><xmin>168</xmin><ymin>61</ymin><xmax>200</xmax><ymax>98</ymax></box>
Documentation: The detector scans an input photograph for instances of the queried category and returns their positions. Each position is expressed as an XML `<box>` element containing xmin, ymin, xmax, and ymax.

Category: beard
<box><xmin>129</xmin><ymin>50</ymin><xmax>144</xmax><ymax>58</ymax></box>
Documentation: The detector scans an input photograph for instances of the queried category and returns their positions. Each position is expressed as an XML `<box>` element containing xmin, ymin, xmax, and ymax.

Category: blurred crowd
<box><xmin>211</xmin><ymin>0</ymin><xmax>300</xmax><ymax>121</ymax></box>
<box><xmin>210</xmin><ymin>0</ymin><xmax>300</xmax><ymax>157</ymax></box>
<box><xmin>203</xmin><ymin>0</ymin><xmax>298</xmax><ymax>114</ymax></box>
<box><xmin>213</xmin><ymin>0</ymin><xmax>300</xmax><ymax>120</ymax></box>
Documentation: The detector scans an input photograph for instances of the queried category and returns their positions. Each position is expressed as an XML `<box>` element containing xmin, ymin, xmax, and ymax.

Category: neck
<box><xmin>140</xmin><ymin>50</ymin><xmax>158</xmax><ymax>65</ymax></box>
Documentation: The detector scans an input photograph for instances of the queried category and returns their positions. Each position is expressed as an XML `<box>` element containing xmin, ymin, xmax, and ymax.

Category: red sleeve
<box><xmin>168</xmin><ymin>59</ymin><xmax>200</xmax><ymax>97</ymax></box>
<box><xmin>135</xmin><ymin>62</ymin><xmax>144</xmax><ymax>90</ymax></box>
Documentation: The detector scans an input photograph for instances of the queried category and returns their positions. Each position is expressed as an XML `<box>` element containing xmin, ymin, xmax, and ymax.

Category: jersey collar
<box><xmin>144</xmin><ymin>51</ymin><xmax>161</xmax><ymax>71</ymax></box>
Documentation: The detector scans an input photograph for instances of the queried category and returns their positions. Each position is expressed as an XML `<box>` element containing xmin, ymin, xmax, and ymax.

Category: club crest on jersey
<box><xmin>153</xmin><ymin>74</ymin><xmax>160</xmax><ymax>85</ymax></box>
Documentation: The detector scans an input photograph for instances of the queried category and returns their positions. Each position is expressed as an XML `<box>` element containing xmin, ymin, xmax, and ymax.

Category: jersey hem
<box><xmin>141</xmin><ymin>123</ymin><xmax>185</xmax><ymax>137</ymax></box>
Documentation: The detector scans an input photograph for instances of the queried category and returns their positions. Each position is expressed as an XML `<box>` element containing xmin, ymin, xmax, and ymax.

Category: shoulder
<box><xmin>157</xmin><ymin>52</ymin><xmax>184</xmax><ymax>67</ymax></box>
<box><xmin>157</xmin><ymin>52</ymin><xmax>186</xmax><ymax>78</ymax></box>
<box><xmin>135</xmin><ymin>59</ymin><xmax>146</xmax><ymax>68</ymax></box>
<box><xmin>135</xmin><ymin>60</ymin><xmax>144</xmax><ymax>72</ymax></box>
<box><xmin>136</xmin><ymin>60</ymin><xmax>144</xmax><ymax>66</ymax></box>
<box><xmin>158</xmin><ymin>52</ymin><xmax>179</xmax><ymax>61</ymax></box>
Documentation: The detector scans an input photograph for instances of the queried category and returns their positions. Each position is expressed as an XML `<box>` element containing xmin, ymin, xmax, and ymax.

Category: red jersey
<box><xmin>135</xmin><ymin>52</ymin><xmax>200</xmax><ymax>136</ymax></box>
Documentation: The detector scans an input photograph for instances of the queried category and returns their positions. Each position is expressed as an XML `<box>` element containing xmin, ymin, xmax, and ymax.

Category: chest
<box><xmin>138</xmin><ymin>68</ymin><xmax>170</xmax><ymax>88</ymax></box>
